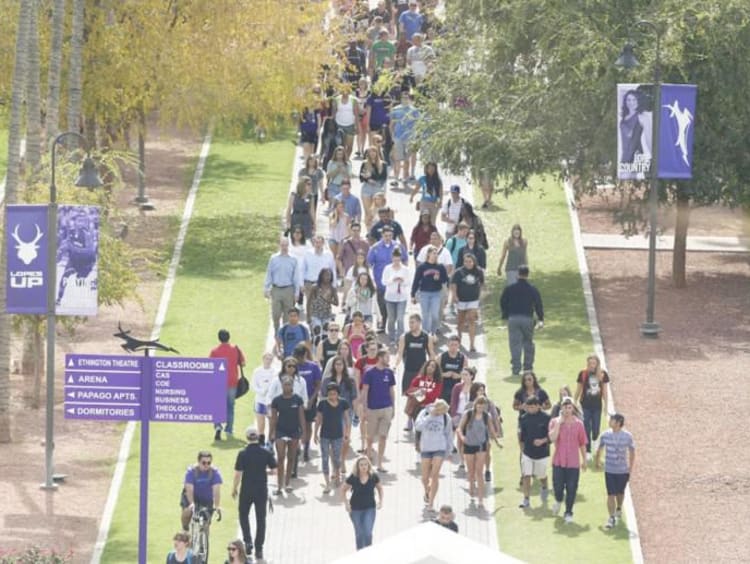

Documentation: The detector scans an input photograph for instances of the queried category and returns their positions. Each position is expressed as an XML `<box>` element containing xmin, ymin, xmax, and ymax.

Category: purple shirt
<box><xmin>363</xmin><ymin>366</ymin><xmax>396</xmax><ymax>409</ymax></box>
<box><xmin>184</xmin><ymin>466</ymin><xmax>223</xmax><ymax>505</ymax></box>
<box><xmin>298</xmin><ymin>361</ymin><xmax>322</xmax><ymax>399</ymax></box>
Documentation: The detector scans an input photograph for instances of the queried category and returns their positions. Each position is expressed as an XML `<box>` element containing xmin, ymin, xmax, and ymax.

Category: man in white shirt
<box><xmin>302</xmin><ymin>236</ymin><xmax>337</xmax><ymax>320</ymax></box>
<box><xmin>441</xmin><ymin>184</ymin><xmax>465</xmax><ymax>238</ymax></box>
<box><xmin>406</xmin><ymin>33</ymin><xmax>434</xmax><ymax>84</ymax></box>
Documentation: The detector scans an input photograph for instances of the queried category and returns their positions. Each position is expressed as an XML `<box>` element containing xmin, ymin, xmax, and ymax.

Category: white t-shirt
<box><xmin>416</xmin><ymin>246</ymin><xmax>453</xmax><ymax>271</ymax></box>
<box><xmin>442</xmin><ymin>197</ymin><xmax>464</xmax><ymax>235</ymax></box>
<box><xmin>407</xmin><ymin>45</ymin><xmax>435</xmax><ymax>79</ymax></box>
<box><xmin>381</xmin><ymin>263</ymin><xmax>412</xmax><ymax>302</ymax></box>
<box><xmin>251</xmin><ymin>367</ymin><xmax>275</xmax><ymax>405</ymax></box>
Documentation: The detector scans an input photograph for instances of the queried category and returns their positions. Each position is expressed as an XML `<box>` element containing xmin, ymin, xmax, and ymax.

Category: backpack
<box><xmin>179</xmin><ymin>465</ymin><xmax>213</xmax><ymax>508</ymax></box>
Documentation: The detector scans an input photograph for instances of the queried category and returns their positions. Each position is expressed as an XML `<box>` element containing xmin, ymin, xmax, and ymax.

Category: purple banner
<box><xmin>64</xmin><ymin>354</ymin><xmax>143</xmax><ymax>421</ymax></box>
<box><xmin>617</xmin><ymin>83</ymin><xmax>655</xmax><ymax>180</ymax></box>
<box><xmin>150</xmin><ymin>357</ymin><xmax>227</xmax><ymax>423</ymax></box>
<box><xmin>658</xmin><ymin>84</ymin><xmax>696</xmax><ymax>179</ymax></box>
<box><xmin>6</xmin><ymin>205</ymin><xmax>49</xmax><ymax>314</ymax></box>
<box><xmin>55</xmin><ymin>205</ymin><xmax>99</xmax><ymax>316</ymax></box>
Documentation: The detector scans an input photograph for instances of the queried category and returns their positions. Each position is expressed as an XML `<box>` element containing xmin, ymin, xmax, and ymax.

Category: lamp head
<box><xmin>615</xmin><ymin>43</ymin><xmax>639</xmax><ymax>70</ymax></box>
<box><xmin>75</xmin><ymin>156</ymin><xmax>103</xmax><ymax>188</ymax></box>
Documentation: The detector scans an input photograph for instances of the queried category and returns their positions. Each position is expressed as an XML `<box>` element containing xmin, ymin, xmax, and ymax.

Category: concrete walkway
<box><xmin>252</xmin><ymin>146</ymin><xmax>499</xmax><ymax>563</ymax></box>
<box><xmin>581</xmin><ymin>232</ymin><xmax>750</xmax><ymax>253</ymax></box>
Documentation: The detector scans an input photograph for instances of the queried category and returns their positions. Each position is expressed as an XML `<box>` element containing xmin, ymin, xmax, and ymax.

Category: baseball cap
<box><xmin>245</xmin><ymin>427</ymin><xmax>260</xmax><ymax>442</ymax></box>
<box><xmin>450</xmin><ymin>185</ymin><xmax>461</xmax><ymax>193</ymax></box>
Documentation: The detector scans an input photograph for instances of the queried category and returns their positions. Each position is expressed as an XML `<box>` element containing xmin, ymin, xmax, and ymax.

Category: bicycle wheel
<box><xmin>197</xmin><ymin>529</ymin><xmax>209</xmax><ymax>564</ymax></box>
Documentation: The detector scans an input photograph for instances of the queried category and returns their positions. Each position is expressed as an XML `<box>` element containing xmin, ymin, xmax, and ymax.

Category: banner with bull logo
<box><xmin>6</xmin><ymin>205</ymin><xmax>49</xmax><ymax>314</ymax></box>
<box><xmin>55</xmin><ymin>205</ymin><xmax>99</xmax><ymax>316</ymax></box>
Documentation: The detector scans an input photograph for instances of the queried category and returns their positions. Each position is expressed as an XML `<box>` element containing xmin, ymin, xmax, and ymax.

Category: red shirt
<box><xmin>408</xmin><ymin>374</ymin><xmax>443</xmax><ymax>406</ymax></box>
<box><xmin>410</xmin><ymin>224</ymin><xmax>437</xmax><ymax>255</ymax></box>
<box><xmin>355</xmin><ymin>355</ymin><xmax>378</xmax><ymax>389</ymax></box>
<box><xmin>550</xmin><ymin>416</ymin><xmax>587</xmax><ymax>468</ymax></box>
<box><xmin>210</xmin><ymin>343</ymin><xmax>245</xmax><ymax>389</ymax></box>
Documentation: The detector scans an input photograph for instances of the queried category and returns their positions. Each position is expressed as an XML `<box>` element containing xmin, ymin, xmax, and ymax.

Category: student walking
<box><xmin>595</xmin><ymin>413</ymin><xmax>635</xmax><ymax>529</ymax></box>
<box><xmin>518</xmin><ymin>396</ymin><xmax>551</xmax><ymax>509</ymax></box>
<box><xmin>251</xmin><ymin>353</ymin><xmax>275</xmax><ymax>438</ymax></box>
<box><xmin>342</xmin><ymin>456</ymin><xmax>384</xmax><ymax>550</ymax></box>
<box><xmin>575</xmin><ymin>354</ymin><xmax>610</xmax><ymax>461</ymax></box>
<box><xmin>549</xmin><ymin>397</ymin><xmax>587</xmax><ymax>523</ymax></box>
<box><xmin>269</xmin><ymin>377</ymin><xmax>306</xmax><ymax>494</ymax></box>
<box><xmin>457</xmin><ymin>396</ymin><xmax>501</xmax><ymax>509</ymax></box>
<box><xmin>314</xmin><ymin>382</ymin><xmax>352</xmax><ymax>493</ymax></box>
<box><xmin>414</xmin><ymin>399</ymin><xmax>453</xmax><ymax>513</ymax></box>
<box><xmin>496</xmin><ymin>224</ymin><xmax>528</xmax><ymax>286</ymax></box>
<box><xmin>499</xmin><ymin>265</ymin><xmax>544</xmax><ymax>376</ymax></box>
<box><xmin>209</xmin><ymin>329</ymin><xmax>246</xmax><ymax>441</ymax></box>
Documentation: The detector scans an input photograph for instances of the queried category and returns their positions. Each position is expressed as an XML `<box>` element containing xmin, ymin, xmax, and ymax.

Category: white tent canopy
<box><xmin>330</xmin><ymin>522</ymin><xmax>525</xmax><ymax>564</ymax></box>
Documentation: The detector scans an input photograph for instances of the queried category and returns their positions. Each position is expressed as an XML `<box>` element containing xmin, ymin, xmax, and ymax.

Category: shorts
<box><xmin>521</xmin><ymin>454</ymin><xmax>549</xmax><ymax>478</ymax></box>
<box><xmin>370</xmin><ymin>122</ymin><xmax>387</xmax><ymax>133</ymax></box>
<box><xmin>463</xmin><ymin>442</ymin><xmax>488</xmax><ymax>455</ymax></box>
<box><xmin>337</xmin><ymin>123</ymin><xmax>356</xmax><ymax>137</ymax></box>
<box><xmin>420</xmin><ymin>450</ymin><xmax>446</xmax><ymax>460</ymax></box>
<box><xmin>605</xmin><ymin>472</ymin><xmax>630</xmax><ymax>495</ymax></box>
<box><xmin>392</xmin><ymin>139</ymin><xmax>409</xmax><ymax>161</ymax></box>
<box><xmin>304</xmin><ymin>405</ymin><xmax>318</xmax><ymax>423</ymax></box>
<box><xmin>255</xmin><ymin>402</ymin><xmax>268</xmax><ymax>415</ymax></box>
<box><xmin>301</xmin><ymin>130</ymin><xmax>318</xmax><ymax>144</ymax></box>
<box><xmin>276</xmin><ymin>430</ymin><xmax>301</xmax><ymax>441</ymax></box>
<box><xmin>366</xmin><ymin>406</ymin><xmax>393</xmax><ymax>438</ymax></box>
<box><xmin>361</xmin><ymin>182</ymin><xmax>383</xmax><ymax>199</ymax></box>
<box><xmin>457</xmin><ymin>300</ymin><xmax>480</xmax><ymax>311</ymax></box>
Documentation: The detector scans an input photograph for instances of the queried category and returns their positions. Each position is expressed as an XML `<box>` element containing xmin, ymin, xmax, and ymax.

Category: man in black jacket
<box><xmin>233</xmin><ymin>427</ymin><xmax>277</xmax><ymax>561</ymax></box>
<box><xmin>500</xmin><ymin>265</ymin><xmax>544</xmax><ymax>376</ymax></box>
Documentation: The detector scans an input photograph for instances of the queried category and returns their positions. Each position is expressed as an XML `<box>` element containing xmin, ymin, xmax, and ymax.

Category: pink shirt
<box><xmin>549</xmin><ymin>417</ymin><xmax>587</xmax><ymax>468</ymax></box>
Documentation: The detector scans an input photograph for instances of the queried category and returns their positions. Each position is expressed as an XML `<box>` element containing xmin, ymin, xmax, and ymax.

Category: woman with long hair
<box><xmin>359</xmin><ymin>146</ymin><xmax>388</xmax><ymax>227</ymax></box>
<box><xmin>299</xmin><ymin>106</ymin><xmax>320</xmax><ymax>160</ymax></box>
<box><xmin>513</xmin><ymin>371</ymin><xmax>551</xmax><ymax>484</ymax></box>
<box><xmin>326</xmin><ymin>145</ymin><xmax>353</xmax><ymax>208</ymax></box>
<box><xmin>414</xmin><ymin>399</ymin><xmax>453</xmax><ymax>513</ymax></box>
<box><xmin>368</xmin><ymin>191</ymin><xmax>388</xmax><ymax>229</ymax></box>
<box><xmin>449</xmin><ymin>366</ymin><xmax>476</xmax><ymax>469</ymax></box>
<box><xmin>342</xmin><ymin>456</ymin><xmax>383</xmax><ymax>550</ymax></box>
<box><xmin>497</xmin><ymin>223</ymin><xmax>528</xmax><ymax>286</ymax></box>
<box><xmin>411</xmin><ymin>245</ymin><xmax>449</xmax><ymax>337</ymax></box>
<box><xmin>346</xmin><ymin>272</ymin><xmax>376</xmax><ymax>323</ymax></box>
<box><xmin>343</xmin><ymin>249</ymin><xmax>370</xmax><ymax>298</ymax></box>
<box><xmin>329</xmin><ymin>200</ymin><xmax>351</xmax><ymax>264</ymax></box>
<box><xmin>355</xmin><ymin>77</ymin><xmax>370</xmax><ymax>159</ymax></box>
<box><xmin>619</xmin><ymin>89</ymin><xmax>649</xmax><ymax>168</ymax></box>
<box><xmin>468</xmin><ymin>381</ymin><xmax>502</xmax><ymax>483</ymax></box>
<box><xmin>457</xmin><ymin>395</ymin><xmax>501</xmax><ymax>509</ymax></box>
<box><xmin>381</xmin><ymin>246</ymin><xmax>411</xmax><ymax>345</ymax></box>
<box><xmin>343</xmin><ymin>311</ymin><xmax>368</xmax><ymax>361</ymax></box>
<box><xmin>308</xmin><ymin>268</ymin><xmax>339</xmax><ymax>332</ymax></box>
<box><xmin>299</xmin><ymin>155</ymin><xmax>326</xmax><ymax>216</ymax></box>
<box><xmin>405</xmin><ymin>359</ymin><xmax>443</xmax><ymax>426</ymax></box>
<box><xmin>451</xmin><ymin>253</ymin><xmax>484</xmax><ymax>353</ymax></box>
<box><xmin>269</xmin><ymin>376</ymin><xmax>305</xmax><ymax>494</ymax></box>
<box><xmin>287</xmin><ymin>177</ymin><xmax>315</xmax><ymax>240</ymax></box>
<box><xmin>458</xmin><ymin>229</ymin><xmax>487</xmax><ymax>270</ymax></box>
<box><xmin>551</xmin><ymin>385</ymin><xmax>574</xmax><ymax>418</ymax></box>
<box><xmin>410</xmin><ymin>161</ymin><xmax>443</xmax><ymax>224</ymax></box>
<box><xmin>574</xmin><ymin>354</ymin><xmax>610</xmax><ymax>461</ymax></box>
<box><xmin>458</xmin><ymin>200</ymin><xmax>488</xmax><ymax>250</ymax></box>
<box><xmin>409</xmin><ymin>210</ymin><xmax>438</xmax><ymax>257</ymax></box>
<box><xmin>224</xmin><ymin>538</ymin><xmax>250</xmax><ymax>564</ymax></box>
<box><xmin>322</xmin><ymin>355</ymin><xmax>359</xmax><ymax>474</ymax></box>
<box><xmin>320</xmin><ymin>116</ymin><xmax>339</xmax><ymax>170</ymax></box>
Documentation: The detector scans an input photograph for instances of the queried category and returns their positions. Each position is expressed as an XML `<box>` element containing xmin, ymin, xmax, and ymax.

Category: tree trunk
<box><xmin>45</xmin><ymin>0</ymin><xmax>66</xmax><ymax>143</ymax></box>
<box><xmin>0</xmin><ymin>0</ymin><xmax>33</xmax><ymax>444</ymax></box>
<box><xmin>672</xmin><ymin>191</ymin><xmax>690</xmax><ymax>288</ymax></box>
<box><xmin>67</xmin><ymin>0</ymin><xmax>85</xmax><ymax>136</ymax></box>
<box><xmin>25</xmin><ymin>0</ymin><xmax>42</xmax><ymax>171</ymax></box>
<box><xmin>21</xmin><ymin>319</ymin><xmax>42</xmax><ymax>409</ymax></box>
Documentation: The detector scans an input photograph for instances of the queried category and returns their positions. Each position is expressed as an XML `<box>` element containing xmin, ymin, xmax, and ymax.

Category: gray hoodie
<box><xmin>415</xmin><ymin>407</ymin><xmax>453</xmax><ymax>453</ymax></box>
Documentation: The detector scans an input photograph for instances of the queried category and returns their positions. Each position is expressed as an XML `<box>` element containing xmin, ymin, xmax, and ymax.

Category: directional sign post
<box><xmin>64</xmin><ymin>351</ymin><xmax>226</xmax><ymax>564</ymax></box>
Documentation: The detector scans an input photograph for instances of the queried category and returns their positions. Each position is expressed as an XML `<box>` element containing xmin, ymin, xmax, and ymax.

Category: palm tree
<box><xmin>25</xmin><ymin>0</ymin><xmax>42</xmax><ymax>170</ymax></box>
<box><xmin>0</xmin><ymin>0</ymin><xmax>33</xmax><ymax>443</ymax></box>
<box><xmin>67</xmin><ymin>0</ymin><xmax>85</xmax><ymax>136</ymax></box>
<box><xmin>45</xmin><ymin>0</ymin><xmax>66</xmax><ymax>143</ymax></box>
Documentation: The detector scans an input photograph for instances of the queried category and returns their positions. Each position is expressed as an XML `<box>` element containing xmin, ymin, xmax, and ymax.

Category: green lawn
<box><xmin>101</xmin><ymin>136</ymin><xmax>295</xmax><ymax>563</ymax></box>
<box><xmin>478</xmin><ymin>179</ymin><xmax>632</xmax><ymax>563</ymax></box>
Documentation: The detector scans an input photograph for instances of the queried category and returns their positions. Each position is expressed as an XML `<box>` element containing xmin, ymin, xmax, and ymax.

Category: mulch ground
<box><xmin>580</xmin><ymin>192</ymin><xmax>750</xmax><ymax>563</ymax></box>
<box><xmin>0</xmin><ymin>124</ymin><xmax>200</xmax><ymax>563</ymax></box>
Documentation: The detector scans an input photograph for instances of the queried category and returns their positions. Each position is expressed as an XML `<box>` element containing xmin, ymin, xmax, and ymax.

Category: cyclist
<box><xmin>180</xmin><ymin>450</ymin><xmax>223</xmax><ymax>532</ymax></box>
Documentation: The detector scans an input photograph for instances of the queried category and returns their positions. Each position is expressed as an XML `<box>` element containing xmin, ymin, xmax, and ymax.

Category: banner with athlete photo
<box><xmin>6</xmin><ymin>205</ymin><xmax>49</xmax><ymax>314</ymax></box>
<box><xmin>617</xmin><ymin>83</ymin><xmax>654</xmax><ymax>180</ymax></box>
<box><xmin>55</xmin><ymin>205</ymin><xmax>99</xmax><ymax>316</ymax></box>
<box><xmin>658</xmin><ymin>84</ymin><xmax>696</xmax><ymax>179</ymax></box>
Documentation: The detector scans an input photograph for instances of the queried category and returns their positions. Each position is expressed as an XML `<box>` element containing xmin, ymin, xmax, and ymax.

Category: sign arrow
<box><xmin>66</xmin><ymin>408</ymin><xmax>75</xmax><ymax>415</ymax></box>
<box><xmin>68</xmin><ymin>358</ymin><xmax>75</xmax><ymax>367</ymax></box>
<box><xmin>67</xmin><ymin>376</ymin><xmax>74</xmax><ymax>384</ymax></box>
<box><xmin>67</xmin><ymin>391</ymin><xmax>75</xmax><ymax>399</ymax></box>
<box><xmin>218</xmin><ymin>363</ymin><xmax>225</xmax><ymax>371</ymax></box>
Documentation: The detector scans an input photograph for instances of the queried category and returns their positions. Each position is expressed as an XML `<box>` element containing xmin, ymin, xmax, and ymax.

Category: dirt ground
<box><xmin>0</xmin><ymin>125</ymin><xmax>200</xmax><ymax>563</ymax></box>
<box><xmin>580</xmin><ymin>193</ymin><xmax>750</xmax><ymax>563</ymax></box>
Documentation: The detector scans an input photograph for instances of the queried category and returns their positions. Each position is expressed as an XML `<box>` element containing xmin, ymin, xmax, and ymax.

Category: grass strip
<box><xmin>101</xmin><ymin>135</ymin><xmax>295</xmax><ymax>563</ymax></box>
<box><xmin>477</xmin><ymin>179</ymin><xmax>632</xmax><ymax>563</ymax></box>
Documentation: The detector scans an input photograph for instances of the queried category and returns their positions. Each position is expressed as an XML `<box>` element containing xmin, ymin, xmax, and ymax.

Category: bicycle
<box><xmin>189</xmin><ymin>505</ymin><xmax>221</xmax><ymax>564</ymax></box>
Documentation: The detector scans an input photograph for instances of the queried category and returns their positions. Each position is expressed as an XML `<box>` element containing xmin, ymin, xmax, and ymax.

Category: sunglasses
<box><xmin>200</xmin><ymin>459</ymin><xmax>212</xmax><ymax>466</ymax></box>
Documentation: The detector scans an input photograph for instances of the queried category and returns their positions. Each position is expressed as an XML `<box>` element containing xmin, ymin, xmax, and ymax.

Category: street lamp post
<box><xmin>41</xmin><ymin>131</ymin><xmax>102</xmax><ymax>490</ymax></box>
<box><xmin>616</xmin><ymin>21</ymin><xmax>663</xmax><ymax>338</ymax></box>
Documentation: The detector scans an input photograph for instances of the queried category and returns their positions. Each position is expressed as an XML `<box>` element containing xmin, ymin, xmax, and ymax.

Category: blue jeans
<box><xmin>215</xmin><ymin>387</ymin><xmax>237</xmax><ymax>434</ymax></box>
<box><xmin>552</xmin><ymin>465</ymin><xmax>580</xmax><ymax>516</ymax></box>
<box><xmin>320</xmin><ymin>437</ymin><xmax>343</xmax><ymax>476</ymax></box>
<box><xmin>418</xmin><ymin>291</ymin><xmax>442</xmax><ymax>335</ymax></box>
<box><xmin>350</xmin><ymin>507</ymin><xmax>376</xmax><ymax>549</ymax></box>
<box><xmin>385</xmin><ymin>300</ymin><xmax>406</xmax><ymax>341</ymax></box>
<box><xmin>582</xmin><ymin>406</ymin><xmax>602</xmax><ymax>453</ymax></box>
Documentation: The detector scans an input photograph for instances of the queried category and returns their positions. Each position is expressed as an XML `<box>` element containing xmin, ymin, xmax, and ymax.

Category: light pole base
<box><xmin>640</xmin><ymin>321</ymin><xmax>662</xmax><ymax>338</ymax></box>
<box><xmin>40</xmin><ymin>482</ymin><xmax>59</xmax><ymax>491</ymax></box>
<box><xmin>135</xmin><ymin>196</ymin><xmax>155</xmax><ymax>211</ymax></box>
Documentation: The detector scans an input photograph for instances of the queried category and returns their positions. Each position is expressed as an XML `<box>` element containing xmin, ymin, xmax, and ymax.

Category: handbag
<box><xmin>404</xmin><ymin>395</ymin><xmax>421</xmax><ymax>419</ymax></box>
<box><xmin>235</xmin><ymin>346</ymin><xmax>250</xmax><ymax>399</ymax></box>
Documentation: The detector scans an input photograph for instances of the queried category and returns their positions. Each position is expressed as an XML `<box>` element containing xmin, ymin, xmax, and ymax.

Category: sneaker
<box><xmin>303</xmin><ymin>449</ymin><xmax>310</xmax><ymax>463</ymax></box>
<box><xmin>564</xmin><ymin>513</ymin><xmax>574</xmax><ymax>524</ymax></box>
<box><xmin>519</xmin><ymin>498</ymin><xmax>530</xmax><ymax>509</ymax></box>
<box><xmin>484</xmin><ymin>469</ymin><xmax>491</xmax><ymax>482</ymax></box>
<box><xmin>352</xmin><ymin>414</ymin><xmax>360</xmax><ymax>427</ymax></box>
<box><xmin>214</xmin><ymin>429</ymin><xmax>222</xmax><ymax>441</ymax></box>
<box><xmin>552</xmin><ymin>501</ymin><xmax>562</xmax><ymax>515</ymax></box>
<box><xmin>540</xmin><ymin>487</ymin><xmax>549</xmax><ymax>503</ymax></box>
<box><xmin>255</xmin><ymin>550</ymin><xmax>264</xmax><ymax>561</ymax></box>
<box><xmin>586</xmin><ymin>453</ymin><xmax>592</xmax><ymax>463</ymax></box>
<box><xmin>458</xmin><ymin>463</ymin><xmax>465</xmax><ymax>471</ymax></box>
<box><xmin>615</xmin><ymin>508</ymin><xmax>622</xmax><ymax>521</ymax></box>
<box><xmin>605</xmin><ymin>516</ymin><xmax>616</xmax><ymax>529</ymax></box>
